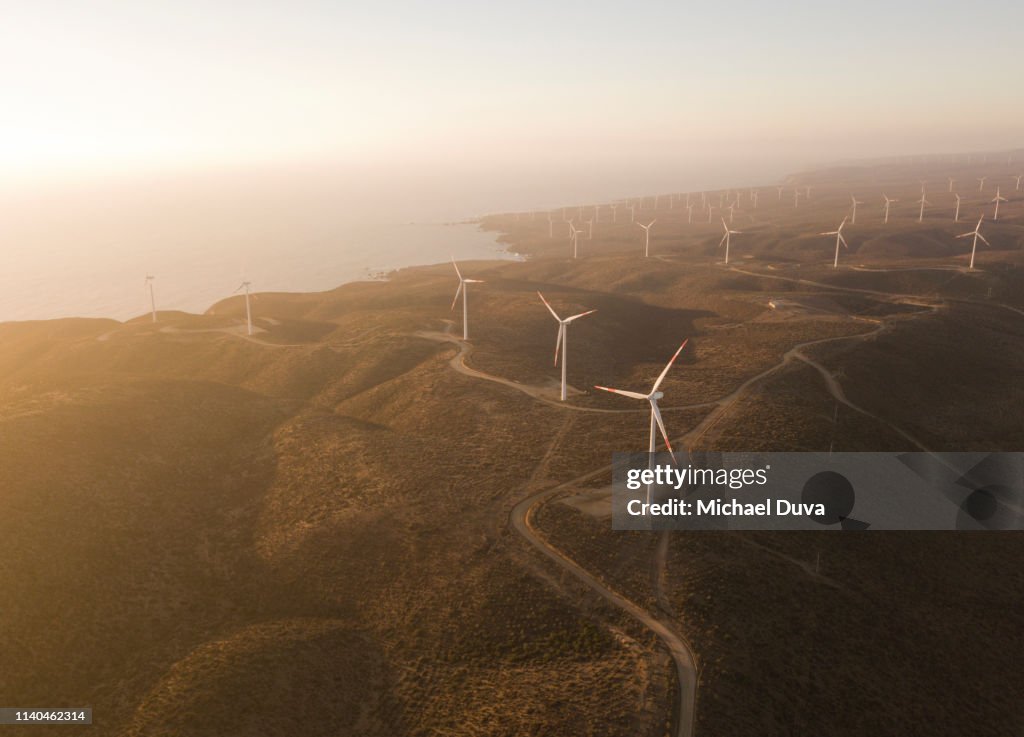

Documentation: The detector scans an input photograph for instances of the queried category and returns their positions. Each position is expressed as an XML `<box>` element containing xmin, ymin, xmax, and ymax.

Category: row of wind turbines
<box><xmin>449</xmin><ymin>258</ymin><xmax>687</xmax><ymax>485</ymax></box>
<box><xmin>141</xmin><ymin>276</ymin><xmax>255</xmax><ymax>335</ymax></box>
<box><xmin>521</xmin><ymin>172</ymin><xmax>1018</xmax><ymax>270</ymax></box>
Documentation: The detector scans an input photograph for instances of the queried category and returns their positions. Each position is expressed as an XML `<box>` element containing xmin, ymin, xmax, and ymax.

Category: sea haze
<box><xmin>0</xmin><ymin>154</ymin><xmax>796</xmax><ymax>323</ymax></box>
<box><xmin>0</xmin><ymin>170</ymin><xmax>520</xmax><ymax>323</ymax></box>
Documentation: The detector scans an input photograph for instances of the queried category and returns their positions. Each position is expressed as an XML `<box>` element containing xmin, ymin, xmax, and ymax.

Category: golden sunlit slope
<box><xmin>1</xmin><ymin>156</ymin><xmax>1023</xmax><ymax>737</ymax></box>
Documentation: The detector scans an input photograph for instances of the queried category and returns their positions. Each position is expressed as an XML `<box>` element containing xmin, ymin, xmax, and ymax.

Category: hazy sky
<box><xmin>3</xmin><ymin>0</ymin><xmax>1022</xmax><ymax>207</ymax></box>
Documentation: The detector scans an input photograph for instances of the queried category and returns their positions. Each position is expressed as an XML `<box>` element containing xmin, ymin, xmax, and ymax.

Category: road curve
<box><xmin>511</xmin><ymin>479</ymin><xmax>699</xmax><ymax>737</ymax></box>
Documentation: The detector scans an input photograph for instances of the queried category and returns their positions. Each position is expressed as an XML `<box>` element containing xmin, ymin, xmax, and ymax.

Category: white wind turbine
<box><xmin>637</xmin><ymin>219</ymin><xmax>656</xmax><ymax>257</ymax></box>
<box><xmin>687</xmin><ymin>204</ymin><xmax>694</xmax><ymax>224</ymax></box>
<box><xmin>719</xmin><ymin>218</ymin><xmax>742</xmax><ymax>265</ymax></box>
<box><xmin>991</xmin><ymin>187</ymin><xmax>1008</xmax><ymax>220</ymax></box>
<box><xmin>794</xmin><ymin>189</ymin><xmax>801</xmax><ymax>208</ymax></box>
<box><xmin>538</xmin><ymin>292</ymin><xmax>597</xmax><ymax>401</ymax></box>
<box><xmin>948</xmin><ymin>177</ymin><xmax>955</xmax><ymax>192</ymax></box>
<box><xmin>821</xmin><ymin>216</ymin><xmax>848</xmax><ymax>269</ymax></box>
<box><xmin>585</xmin><ymin>218</ymin><xmax>594</xmax><ymax>239</ymax></box>
<box><xmin>916</xmin><ymin>190</ymin><xmax>931</xmax><ymax>222</ymax></box>
<box><xmin>956</xmin><ymin>215</ymin><xmax>989</xmax><ymax>270</ymax></box>
<box><xmin>882</xmin><ymin>195</ymin><xmax>898</xmax><ymax>224</ymax></box>
<box><xmin>977</xmin><ymin>176</ymin><xmax>987</xmax><ymax>192</ymax></box>
<box><xmin>144</xmin><ymin>275</ymin><xmax>157</xmax><ymax>323</ymax></box>
<box><xmin>235</xmin><ymin>280</ymin><xmax>254</xmax><ymax>336</ymax></box>
<box><xmin>849</xmin><ymin>194</ymin><xmax>863</xmax><ymax>224</ymax></box>
<box><xmin>595</xmin><ymin>340</ymin><xmax>689</xmax><ymax>501</ymax></box>
<box><xmin>450</xmin><ymin>259</ymin><xmax>484</xmax><ymax>340</ymax></box>
<box><xmin>547</xmin><ymin>212</ymin><xmax>554</xmax><ymax>237</ymax></box>
<box><xmin>629</xmin><ymin>203</ymin><xmax>636</xmax><ymax>223</ymax></box>
<box><xmin>777</xmin><ymin>185</ymin><xmax>784</xmax><ymax>201</ymax></box>
<box><xmin>568</xmin><ymin>221</ymin><xmax>582</xmax><ymax>258</ymax></box>
<box><xmin>953</xmin><ymin>193</ymin><xmax>963</xmax><ymax>222</ymax></box>
<box><xmin>611</xmin><ymin>203</ymin><xmax>619</xmax><ymax>222</ymax></box>
<box><xmin>1015</xmin><ymin>174</ymin><xmax>1023</xmax><ymax>192</ymax></box>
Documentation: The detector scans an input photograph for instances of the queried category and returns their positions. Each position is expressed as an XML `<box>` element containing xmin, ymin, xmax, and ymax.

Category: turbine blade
<box><xmin>651</xmin><ymin>402</ymin><xmax>673</xmax><ymax>454</ymax></box>
<box><xmin>451</xmin><ymin>259</ymin><xmax>462</xmax><ymax>279</ymax></box>
<box><xmin>651</xmin><ymin>339</ymin><xmax>688</xmax><ymax>393</ymax></box>
<box><xmin>565</xmin><ymin>309</ymin><xmax>597</xmax><ymax>322</ymax></box>
<box><xmin>450</xmin><ymin>282</ymin><xmax>463</xmax><ymax>311</ymax></box>
<box><xmin>538</xmin><ymin>291</ymin><xmax>561</xmax><ymax>321</ymax></box>
<box><xmin>554</xmin><ymin>324</ymin><xmax>564</xmax><ymax>366</ymax></box>
<box><xmin>977</xmin><ymin>233</ymin><xmax>990</xmax><ymax>245</ymax></box>
<box><xmin>594</xmin><ymin>385</ymin><xmax>648</xmax><ymax>400</ymax></box>
<box><xmin>839</xmin><ymin>234</ymin><xmax>848</xmax><ymax>248</ymax></box>
<box><xmin>464</xmin><ymin>279</ymin><xmax>485</xmax><ymax>283</ymax></box>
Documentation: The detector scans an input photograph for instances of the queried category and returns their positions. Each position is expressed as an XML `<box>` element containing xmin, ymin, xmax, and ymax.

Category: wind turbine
<box><xmin>726</xmin><ymin>203</ymin><xmax>736</xmax><ymax>223</ymax></box>
<box><xmin>956</xmin><ymin>215</ymin><xmax>989</xmax><ymax>270</ymax></box>
<box><xmin>538</xmin><ymin>292</ymin><xmax>597</xmax><ymax>401</ymax></box>
<box><xmin>882</xmin><ymin>195</ymin><xmax>898</xmax><ymax>224</ymax></box>
<box><xmin>450</xmin><ymin>260</ymin><xmax>484</xmax><ymax>340</ymax></box>
<box><xmin>595</xmin><ymin>340</ymin><xmax>688</xmax><ymax>502</ymax></box>
<box><xmin>611</xmin><ymin>203</ymin><xmax>619</xmax><ymax>222</ymax></box>
<box><xmin>917</xmin><ymin>190</ymin><xmax>930</xmax><ymax>222</ymax></box>
<box><xmin>849</xmin><ymin>195</ymin><xmax>863</xmax><ymax>224</ymax></box>
<box><xmin>629</xmin><ymin>203</ymin><xmax>636</xmax><ymax>223</ymax></box>
<box><xmin>585</xmin><ymin>218</ymin><xmax>594</xmax><ymax>239</ymax></box>
<box><xmin>777</xmin><ymin>185</ymin><xmax>784</xmax><ymax>201</ymax></box>
<box><xmin>144</xmin><ymin>275</ymin><xmax>157</xmax><ymax>323</ymax></box>
<box><xmin>637</xmin><ymin>219</ymin><xmax>656</xmax><ymax>257</ymax></box>
<box><xmin>794</xmin><ymin>189</ymin><xmax>801</xmax><ymax>208</ymax></box>
<box><xmin>719</xmin><ymin>218</ymin><xmax>742</xmax><ymax>265</ymax></box>
<box><xmin>687</xmin><ymin>204</ymin><xmax>694</xmax><ymax>224</ymax></box>
<box><xmin>235</xmin><ymin>280</ymin><xmax>253</xmax><ymax>336</ymax></box>
<box><xmin>978</xmin><ymin>176</ymin><xmax>987</xmax><ymax>192</ymax></box>
<box><xmin>948</xmin><ymin>177</ymin><xmax>955</xmax><ymax>192</ymax></box>
<box><xmin>547</xmin><ymin>212</ymin><xmax>553</xmax><ymax>237</ymax></box>
<box><xmin>954</xmin><ymin>194</ymin><xmax>963</xmax><ymax>223</ymax></box>
<box><xmin>568</xmin><ymin>221</ymin><xmax>582</xmax><ymax>258</ymax></box>
<box><xmin>991</xmin><ymin>187</ymin><xmax>1008</xmax><ymax>220</ymax></box>
<box><xmin>821</xmin><ymin>217</ymin><xmax>848</xmax><ymax>269</ymax></box>
<box><xmin>1015</xmin><ymin>174</ymin><xmax>1023</xmax><ymax>192</ymax></box>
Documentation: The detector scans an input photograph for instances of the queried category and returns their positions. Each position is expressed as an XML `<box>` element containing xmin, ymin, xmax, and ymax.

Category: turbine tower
<box><xmin>568</xmin><ymin>221</ymin><xmax>582</xmax><ymax>258</ymax></box>
<box><xmin>956</xmin><ymin>215</ymin><xmax>989</xmax><ymax>270</ymax></box>
<box><xmin>719</xmin><ymin>218</ymin><xmax>742</xmax><ymax>265</ymax></box>
<box><xmin>978</xmin><ymin>176</ymin><xmax>987</xmax><ymax>191</ymax></box>
<box><xmin>235</xmin><ymin>280</ymin><xmax>254</xmax><ymax>336</ymax></box>
<box><xmin>595</xmin><ymin>340</ymin><xmax>689</xmax><ymax>502</ymax></box>
<box><xmin>145</xmin><ymin>275</ymin><xmax>157</xmax><ymax>323</ymax></box>
<box><xmin>637</xmin><ymin>220</ymin><xmax>656</xmax><ymax>257</ymax></box>
<box><xmin>538</xmin><ymin>292</ymin><xmax>597</xmax><ymax>401</ymax></box>
<box><xmin>821</xmin><ymin>217</ymin><xmax>848</xmax><ymax>269</ymax></box>
<box><xmin>882</xmin><ymin>195</ymin><xmax>898</xmax><ymax>224</ymax></box>
<box><xmin>849</xmin><ymin>195</ymin><xmax>863</xmax><ymax>224</ymax></box>
<box><xmin>1015</xmin><ymin>174</ymin><xmax>1023</xmax><ymax>192</ymax></box>
<box><xmin>450</xmin><ymin>259</ymin><xmax>484</xmax><ymax>340</ymax></box>
<box><xmin>991</xmin><ymin>187</ymin><xmax>1008</xmax><ymax>220</ymax></box>
<box><xmin>916</xmin><ymin>191</ymin><xmax>931</xmax><ymax>222</ymax></box>
<box><xmin>948</xmin><ymin>177</ymin><xmax>955</xmax><ymax>193</ymax></box>
<box><xmin>954</xmin><ymin>193</ymin><xmax>963</xmax><ymax>223</ymax></box>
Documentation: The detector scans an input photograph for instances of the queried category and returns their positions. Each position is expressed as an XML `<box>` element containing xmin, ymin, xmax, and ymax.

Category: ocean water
<box><xmin>0</xmin><ymin>155</ymin><xmax>798</xmax><ymax>323</ymax></box>
<box><xmin>0</xmin><ymin>220</ymin><xmax>514</xmax><ymax>324</ymax></box>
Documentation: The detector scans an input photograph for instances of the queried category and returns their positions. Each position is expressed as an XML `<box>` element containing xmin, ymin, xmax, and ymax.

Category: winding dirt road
<box><xmin>424</xmin><ymin>266</ymin><xmax>1016</xmax><ymax>737</ymax></box>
